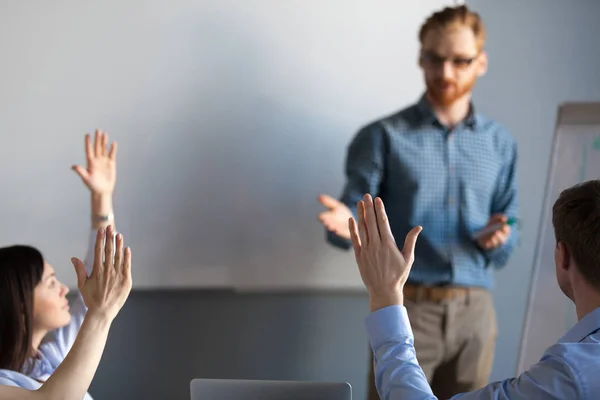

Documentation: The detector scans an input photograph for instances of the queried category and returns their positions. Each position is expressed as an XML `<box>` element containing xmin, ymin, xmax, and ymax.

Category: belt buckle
<box><xmin>437</xmin><ymin>283</ymin><xmax>452</xmax><ymax>302</ymax></box>
<box><xmin>434</xmin><ymin>287</ymin><xmax>446</xmax><ymax>302</ymax></box>
<box><xmin>424</xmin><ymin>286</ymin><xmax>438</xmax><ymax>303</ymax></box>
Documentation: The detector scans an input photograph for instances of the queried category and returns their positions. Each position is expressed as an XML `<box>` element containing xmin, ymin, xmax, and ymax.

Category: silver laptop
<box><xmin>190</xmin><ymin>378</ymin><xmax>352</xmax><ymax>400</ymax></box>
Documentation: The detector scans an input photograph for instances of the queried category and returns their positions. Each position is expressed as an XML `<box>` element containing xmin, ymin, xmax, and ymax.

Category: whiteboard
<box><xmin>0</xmin><ymin>0</ymin><xmax>453</xmax><ymax>290</ymax></box>
<box><xmin>517</xmin><ymin>103</ymin><xmax>600</xmax><ymax>373</ymax></box>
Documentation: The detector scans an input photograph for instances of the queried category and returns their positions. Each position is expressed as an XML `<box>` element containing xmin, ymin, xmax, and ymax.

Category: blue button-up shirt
<box><xmin>328</xmin><ymin>95</ymin><xmax>519</xmax><ymax>288</ymax></box>
<box><xmin>366</xmin><ymin>304</ymin><xmax>600</xmax><ymax>399</ymax></box>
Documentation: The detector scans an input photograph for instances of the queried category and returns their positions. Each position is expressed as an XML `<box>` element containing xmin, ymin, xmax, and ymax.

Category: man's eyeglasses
<box><xmin>421</xmin><ymin>51</ymin><xmax>479</xmax><ymax>70</ymax></box>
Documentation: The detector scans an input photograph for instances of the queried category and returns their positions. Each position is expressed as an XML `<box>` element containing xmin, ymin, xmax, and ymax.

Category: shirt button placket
<box><xmin>447</xmin><ymin>131</ymin><xmax>457</xmax><ymax>270</ymax></box>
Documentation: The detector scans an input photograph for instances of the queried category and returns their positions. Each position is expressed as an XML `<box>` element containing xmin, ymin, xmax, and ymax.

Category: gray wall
<box><xmin>88</xmin><ymin>291</ymin><xmax>370</xmax><ymax>399</ymax></box>
<box><xmin>88</xmin><ymin>2</ymin><xmax>600</xmax><ymax>399</ymax></box>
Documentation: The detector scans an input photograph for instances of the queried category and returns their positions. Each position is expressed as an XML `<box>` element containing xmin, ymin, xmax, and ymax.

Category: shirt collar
<box><xmin>21</xmin><ymin>347</ymin><xmax>53</xmax><ymax>378</ymax></box>
<box><xmin>559</xmin><ymin>306</ymin><xmax>600</xmax><ymax>343</ymax></box>
<box><xmin>416</xmin><ymin>93</ymin><xmax>479</xmax><ymax>129</ymax></box>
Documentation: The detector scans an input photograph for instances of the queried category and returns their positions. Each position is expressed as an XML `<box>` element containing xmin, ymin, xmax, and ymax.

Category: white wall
<box><xmin>0</xmin><ymin>0</ymin><xmax>452</xmax><ymax>290</ymax></box>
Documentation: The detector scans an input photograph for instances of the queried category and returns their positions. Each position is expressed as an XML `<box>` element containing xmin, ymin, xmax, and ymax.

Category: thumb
<box><xmin>318</xmin><ymin>194</ymin><xmax>341</xmax><ymax>210</ymax></box>
<box><xmin>71</xmin><ymin>165</ymin><xmax>90</xmax><ymax>183</ymax></box>
<box><xmin>401</xmin><ymin>226</ymin><xmax>422</xmax><ymax>260</ymax></box>
<box><xmin>71</xmin><ymin>258</ymin><xmax>87</xmax><ymax>290</ymax></box>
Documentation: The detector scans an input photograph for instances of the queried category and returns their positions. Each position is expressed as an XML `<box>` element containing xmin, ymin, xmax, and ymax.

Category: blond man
<box><xmin>318</xmin><ymin>6</ymin><xmax>518</xmax><ymax>399</ymax></box>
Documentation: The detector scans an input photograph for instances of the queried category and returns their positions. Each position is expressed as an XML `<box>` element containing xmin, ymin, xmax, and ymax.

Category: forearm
<box><xmin>77</xmin><ymin>194</ymin><xmax>117</xmax><ymax>309</ymax></box>
<box><xmin>486</xmin><ymin>141</ymin><xmax>519</xmax><ymax>268</ymax></box>
<box><xmin>37</xmin><ymin>313</ymin><xmax>112</xmax><ymax>400</ymax></box>
<box><xmin>91</xmin><ymin>193</ymin><xmax>114</xmax><ymax>230</ymax></box>
<box><xmin>58</xmin><ymin>197</ymin><xmax>116</xmax><ymax>349</ymax></box>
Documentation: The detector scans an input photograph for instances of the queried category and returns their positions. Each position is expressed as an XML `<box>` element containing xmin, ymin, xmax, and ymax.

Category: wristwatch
<box><xmin>93</xmin><ymin>213</ymin><xmax>114</xmax><ymax>223</ymax></box>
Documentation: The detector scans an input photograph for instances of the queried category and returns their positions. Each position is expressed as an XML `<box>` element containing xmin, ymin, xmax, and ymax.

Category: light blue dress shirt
<box><xmin>0</xmin><ymin>229</ymin><xmax>97</xmax><ymax>400</ymax></box>
<box><xmin>327</xmin><ymin>95</ymin><xmax>519</xmax><ymax>289</ymax></box>
<box><xmin>366</xmin><ymin>304</ymin><xmax>600</xmax><ymax>399</ymax></box>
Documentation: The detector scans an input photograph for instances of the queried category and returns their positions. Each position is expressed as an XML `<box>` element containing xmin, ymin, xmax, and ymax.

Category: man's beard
<box><xmin>426</xmin><ymin>75</ymin><xmax>477</xmax><ymax>107</ymax></box>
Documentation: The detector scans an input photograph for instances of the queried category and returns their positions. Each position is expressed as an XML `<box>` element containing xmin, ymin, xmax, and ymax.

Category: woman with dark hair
<box><xmin>0</xmin><ymin>131</ymin><xmax>123</xmax><ymax>399</ymax></box>
<box><xmin>0</xmin><ymin>225</ymin><xmax>132</xmax><ymax>400</ymax></box>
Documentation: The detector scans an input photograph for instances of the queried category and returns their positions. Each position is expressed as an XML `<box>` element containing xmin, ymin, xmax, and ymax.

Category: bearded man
<box><xmin>317</xmin><ymin>5</ymin><xmax>519</xmax><ymax>400</ymax></box>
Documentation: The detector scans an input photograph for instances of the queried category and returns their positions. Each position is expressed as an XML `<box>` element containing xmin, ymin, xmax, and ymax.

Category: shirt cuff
<box><xmin>326</xmin><ymin>230</ymin><xmax>352</xmax><ymax>250</ymax></box>
<box><xmin>365</xmin><ymin>305</ymin><xmax>413</xmax><ymax>349</ymax></box>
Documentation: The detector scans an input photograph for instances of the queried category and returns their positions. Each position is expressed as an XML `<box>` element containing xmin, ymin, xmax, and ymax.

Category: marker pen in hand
<box><xmin>472</xmin><ymin>217</ymin><xmax>519</xmax><ymax>240</ymax></box>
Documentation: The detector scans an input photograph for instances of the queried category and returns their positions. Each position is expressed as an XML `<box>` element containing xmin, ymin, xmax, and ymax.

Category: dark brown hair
<box><xmin>553</xmin><ymin>180</ymin><xmax>600</xmax><ymax>288</ymax></box>
<box><xmin>419</xmin><ymin>5</ymin><xmax>486</xmax><ymax>51</ymax></box>
<box><xmin>0</xmin><ymin>245</ymin><xmax>44</xmax><ymax>371</ymax></box>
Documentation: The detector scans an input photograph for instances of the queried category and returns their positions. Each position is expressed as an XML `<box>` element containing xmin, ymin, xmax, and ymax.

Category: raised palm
<box><xmin>72</xmin><ymin>130</ymin><xmax>117</xmax><ymax>195</ymax></box>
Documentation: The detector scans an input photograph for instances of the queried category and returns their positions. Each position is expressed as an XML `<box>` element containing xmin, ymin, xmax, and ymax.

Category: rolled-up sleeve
<box><xmin>327</xmin><ymin>123</ymin><xmax>386</xmax><ymax>250</ymax></box>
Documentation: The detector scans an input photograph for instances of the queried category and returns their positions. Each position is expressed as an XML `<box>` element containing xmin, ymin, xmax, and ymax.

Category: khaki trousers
<box><xmin>367</xmin><ymin>287</ymin><xmax>497</xmax><ymax>400</ymax></box>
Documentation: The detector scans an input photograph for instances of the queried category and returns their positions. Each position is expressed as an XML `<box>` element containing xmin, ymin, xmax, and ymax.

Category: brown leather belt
<box><xmin>404</xmin><ymin>284</ymin><xmax>475</xmax><ymax>303</ymax></box>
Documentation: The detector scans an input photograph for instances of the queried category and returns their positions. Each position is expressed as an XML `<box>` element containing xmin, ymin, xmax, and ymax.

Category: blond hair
<box><xmin>419</xmin><ymin>5</ymin><xmax>486</xmax><ymax>51</ymax></box>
